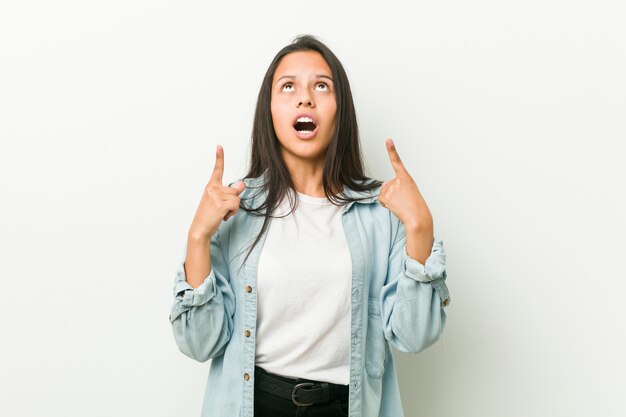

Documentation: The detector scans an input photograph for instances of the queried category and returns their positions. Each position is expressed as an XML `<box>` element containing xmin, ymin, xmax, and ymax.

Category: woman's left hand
<box><xmin>378</xmin><ymin>138</ymin><xmax>434</xmax><ymax>234</ymax></box>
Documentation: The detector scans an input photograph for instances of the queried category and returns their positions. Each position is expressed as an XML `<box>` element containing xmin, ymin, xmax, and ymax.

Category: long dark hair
<box><xmin>235</xmin><ymin>34</ymin><xmax>382</xmax><ymax>267</ymax></box>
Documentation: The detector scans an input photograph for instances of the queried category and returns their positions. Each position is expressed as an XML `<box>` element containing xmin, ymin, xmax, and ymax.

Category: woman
<box><xmin>170</xmin><ymin>34</ymin><xmax>450</xmax><ymax>417</ymax></box>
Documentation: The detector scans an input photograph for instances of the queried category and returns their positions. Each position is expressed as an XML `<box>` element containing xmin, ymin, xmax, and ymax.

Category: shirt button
<box><xmin>443</xmin><ymin>298</ymin><xmax>450</xmax><ymax>307</ymax></box>
<box><xmin>245</xmin><ymin>285</ymin><xmax>253</xmax><ymax>293</ymax></box>
<box><xmin>244</xmin><ymin>373</ymin><xmax>250</xmax><ymax>381</ymax></box>
<box><xmin>244</xmin><ymin>330</ymin><xmax>251</xmax><ymax>337</ymax></box>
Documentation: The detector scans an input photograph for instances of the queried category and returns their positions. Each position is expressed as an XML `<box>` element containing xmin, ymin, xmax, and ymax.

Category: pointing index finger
<box><xmin>386</xmin><ymin>138</ymin><xmax>408</xmax><ymax>176</ymax></box>
<box><xmin>209</xmin><ymin>145</ymin><xmax>224</xmax><ymax>185</ymax></box>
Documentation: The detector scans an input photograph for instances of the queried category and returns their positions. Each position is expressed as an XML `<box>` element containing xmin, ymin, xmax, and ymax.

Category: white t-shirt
<box><xmin>255</xmin><ymin>188</ymin><xmax>352</xmax><ymax>385</ymax></box>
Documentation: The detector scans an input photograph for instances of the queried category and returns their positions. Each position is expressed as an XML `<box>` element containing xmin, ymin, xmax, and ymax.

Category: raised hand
<box><xmin>188</xmin><ymin>145</ymin><xmax>246</xmax><ymax>241</ymax></box>
<box><xmin>377</xmin><ymin>139</ymin><xmax>433</xmax><ymax>233</ymax></box>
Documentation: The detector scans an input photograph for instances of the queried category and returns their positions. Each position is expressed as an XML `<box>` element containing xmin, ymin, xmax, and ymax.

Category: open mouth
<box><xmin>293</xmin><ymin>116</ymin><xmax>318</xmax><ymax>134</ymax></box>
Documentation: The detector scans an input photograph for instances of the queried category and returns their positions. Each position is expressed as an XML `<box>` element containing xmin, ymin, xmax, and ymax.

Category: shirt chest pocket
<box><xmin>364</xmin><ymin>298</ymin><xmax>389</xmax><ymax>379</ymax></box>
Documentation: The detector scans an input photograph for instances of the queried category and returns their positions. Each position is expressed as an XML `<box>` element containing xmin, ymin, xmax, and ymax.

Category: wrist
<box><xmin>187</xmin><ymin>230</ymin><xmax>212</xmax><ymax>245</ymax></box>
<box><xmin>404</xmin><ymin>220</ymin><xmax>432</xmax><ymax>236</ymax></box>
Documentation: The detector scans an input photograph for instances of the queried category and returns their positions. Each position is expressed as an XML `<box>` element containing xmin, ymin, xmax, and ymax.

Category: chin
<box><xmin>280</xmin><ymin>142</ymin><xmax>330</xmax><ymax>161</ymax></box>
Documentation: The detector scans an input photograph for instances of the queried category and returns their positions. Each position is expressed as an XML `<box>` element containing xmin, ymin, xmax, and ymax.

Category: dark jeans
<box><xmin>253</xmin><ymin>369</ymin><xmax>349</xmax><ymax>417</ymax></box>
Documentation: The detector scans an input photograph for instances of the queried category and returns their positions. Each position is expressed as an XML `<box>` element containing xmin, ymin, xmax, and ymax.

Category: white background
<box><xmin>1</xmin><ymin>1</ymin><xmax>624</xmax><ymax>416</ymax></box>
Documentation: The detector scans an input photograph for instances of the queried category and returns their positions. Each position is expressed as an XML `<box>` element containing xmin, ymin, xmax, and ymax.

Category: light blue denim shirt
<box><xmin>170</xmin><ymin>171</ymin><xmax>450</xmax><ymax>417</ymax></box>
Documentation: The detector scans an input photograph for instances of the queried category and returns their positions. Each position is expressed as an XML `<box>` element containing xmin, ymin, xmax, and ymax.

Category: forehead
<box><xmin>273</xmin><ymin>51</ymin><xmax>332</xmax><ymax>82</ymax></box>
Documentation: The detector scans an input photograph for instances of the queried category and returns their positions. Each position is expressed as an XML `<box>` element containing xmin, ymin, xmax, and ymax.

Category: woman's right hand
<box><xmin>188</xmin><ymin>145</ymin><xmax>246</xmax><ymax>241</ymax></box>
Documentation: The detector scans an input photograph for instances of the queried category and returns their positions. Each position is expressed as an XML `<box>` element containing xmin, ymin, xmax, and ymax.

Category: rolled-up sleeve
<box><xmin>169</xmin><ymin>229</ymin><xmax>236</xmax><ymax>362</ymax></box>
<box><xmin>380</xmin><ymin>219</ymin><xmax>450</xmax><ymax>353</ymax></box>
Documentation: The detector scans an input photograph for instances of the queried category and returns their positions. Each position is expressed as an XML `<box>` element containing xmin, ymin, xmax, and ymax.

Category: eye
<box><xmin>315</xmin><ymin>82</ymin><xmax>328</xmax><ymax>91</ymax></box>
<box><xmin>282</xmin><ymin>83</ymin><xmax>294</xmax><ymax>92</ymax></box>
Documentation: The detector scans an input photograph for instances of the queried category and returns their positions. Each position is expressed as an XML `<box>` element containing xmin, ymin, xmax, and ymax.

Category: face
<box><xmin>271</xmin><ymin>50</ymin><xmax>337</xmax><ymax>166</ymax></box>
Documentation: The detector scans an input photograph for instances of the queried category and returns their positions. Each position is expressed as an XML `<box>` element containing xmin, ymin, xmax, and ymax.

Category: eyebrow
<box><xmin>276</xmin><ymin>74</ymin><xmax>334</xmax><ymax>83</ymax></box>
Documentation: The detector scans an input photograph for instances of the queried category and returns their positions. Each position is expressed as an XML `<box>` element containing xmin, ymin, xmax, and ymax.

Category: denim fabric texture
<box><xmin>170</xmin><ymin>170</ymin><xmax>450</xmax><ymax>417</ymax></box>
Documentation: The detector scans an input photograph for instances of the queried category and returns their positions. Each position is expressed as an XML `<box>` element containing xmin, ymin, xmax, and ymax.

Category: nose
<box><xmin>297</xmin><ymin>93</ymin><xmax>315</xmax><ymax>108</ymax></box>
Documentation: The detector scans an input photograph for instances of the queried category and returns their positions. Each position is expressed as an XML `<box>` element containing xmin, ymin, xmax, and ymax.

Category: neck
<box><xmin>281</xmin><ymin>153</ymin><xmax>326</xmax><ymax>198</ymax></box>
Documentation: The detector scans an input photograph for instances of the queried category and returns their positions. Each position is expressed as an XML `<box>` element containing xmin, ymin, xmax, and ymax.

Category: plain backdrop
<box><xmin>1</xmin><ymin>1</ymin><xmax>625</xmax><ymax>416</ymax></box>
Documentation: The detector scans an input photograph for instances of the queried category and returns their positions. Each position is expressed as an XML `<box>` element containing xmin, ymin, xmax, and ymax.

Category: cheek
<box><xmin>326</xmin><ymin>98</ymin><xmax>337</xmax><ymax>124</ymax></box>
<box><xmin>271</xmin><ymin>106</ymin><xmax>293</xmax><ymax>140</ymax></box>
<box><xmin>270</xmin><ymin>106</ymin><xmax>283</xmax><ymax>131</ymax></box>
<box><xmin>271</xmin><ymin>102</ymin><xmax>288</xmax><ymax>124</ymax></box>
<box><xmin>325</xmin><ymin>104</ymin><xmax>337</xmax><ymax>133</ymax></box>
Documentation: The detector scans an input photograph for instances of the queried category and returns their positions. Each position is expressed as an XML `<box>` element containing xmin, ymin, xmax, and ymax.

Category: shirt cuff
<box><xmin>172</xmin><ymin>262</ymin><xmax>218</xmax><ymax>307</ymax></box>
<box><xmin>404</xmin><ymin>238</ymin><xmax>446</xmax><ymax>282</ymax></box>
<box><xmin>403</xmin><ymin>238</ymin><xmax>450</xmax><ymax>306</ymax></box>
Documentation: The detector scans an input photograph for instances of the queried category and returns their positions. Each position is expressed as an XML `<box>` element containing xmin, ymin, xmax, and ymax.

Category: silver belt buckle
<box><xmin>292</xmin><ymin>382</ymin><xmax>316</xmax><ymax>406</ymax></box>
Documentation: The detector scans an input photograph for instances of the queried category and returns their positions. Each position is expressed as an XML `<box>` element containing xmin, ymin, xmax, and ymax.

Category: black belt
<box><xmin>254</xmin><ymin>366</ymin><xmax>349</xmax><ymax>407</ymax></box>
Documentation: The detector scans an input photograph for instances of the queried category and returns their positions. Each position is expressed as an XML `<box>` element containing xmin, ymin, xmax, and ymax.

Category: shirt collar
<box><xmin>240</xmin><ymin>169</ymin><xmax>380</xmax><ymax>206</ymax></box>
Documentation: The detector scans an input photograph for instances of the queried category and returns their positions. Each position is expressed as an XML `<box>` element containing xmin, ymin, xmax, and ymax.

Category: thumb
<box><xmin>231</xmin><ymin>180</ymin><xmax>246</xmax><ymax>195</ymax></box>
